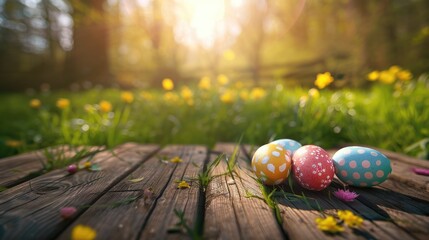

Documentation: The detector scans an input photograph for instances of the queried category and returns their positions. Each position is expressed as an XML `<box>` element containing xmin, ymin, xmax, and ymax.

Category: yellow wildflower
<box><xmin>162</xmin><ymin>78</ymin><xmax>174</xmax><ymax>91</ymax></box>
<box><xmin>5</xmin><ymin>140</ymin><xmax>23</xmax><ymax>148</ymax></box>
<box><xmin>163</xmin><ymin>92</ymin><xmax>179</xmax><ymax>102</ymax></box>
<box><xmin>397</xmin><ymin>70</ymin><xmax>412</xmax><ymax>81</ymax></box>
<box><xmin>177</xmin><ymin>180</ymin><xmax>190</xmax><ymax>189</ymax></box>
<box><xmin>220</xmin><ymin>90</ymin><xmax>235</xmax><ymax>104</ymax></box>
<box><xmin>217</xmin><ymin>74</ymin><xmax>229</xmax><ymax>85</ymax></box>
<box><xmin>56</xmin><ymin>98</ymin><xmax>70</xmax><ymax>110</ymax></box>
<box><xmin>367</xmin><ymin>71</ymin><xmax>379</xmax><ymax>81</ymax></box>
<box><xmin>198</xmin><ymin>76</ymin><xmax>211</xmax><ymax>90</ymax></box>
<box><xmin>71</xmin><ymin>224</ymin><xmax>97</xmax><ymax>240</ymax></box>
<box><xmin>337</xmin><ymin>210</ymin><xmax>363</xmax><ymax>228</ymax></box>
<box><xmin>250</xmin><ymin>87</ymin><xmax>266</xmax><ymax>100</ymax></box>
<box><xmin>388</xmin><ymin>65</ymin><xmax>401</xmax><ymax>75</ymax></box>
<box><xmin>316</xmin><ymin>216</ymin><xmax>344</xmax><ymax>233</ymax></box>
<box><xmin>121</xmin><ymin>91</ymin><xmax>134</xmax><ymax>104</ymax></box>
<box><xmin>170</xmin><ymin>156</ymin><xmax>183</xmax><ymax>163</ymax></box>
<box><xmin>223</xmin><ymin>49</ymin><xmax>235</xmax><ymax>61</ymax></box>
<box><xmin>308</xmin><ymin>88</ymin><xmax>320</xmax><ymax>98</ymax></box>
<box><xmin>99</xmin><ymin>100</ymin><xmax>112</xmax><ymax>113</ymax></box>
<box><xmin>315</xmin><ymin>72</ymin><xmax>334</xmax><ymax>89</ymax></box>
<box><xmin>29</xmin><ymin>99</ymin><xmax>41</xmax><ymax>109</ymax></box>
<box><xmin>180</xmin><ymin>87</ymin><xmax>193</xmax><ymax>101</ymax></box>
<box><xmin>140</xmin><ymin>91</ymin><xmax>153</xmax><ymax>100</ymax></box>
<box><xmin>379</xmin><ymin>70</ymin><xmax>396</xmax><ymax>84</ymax></box>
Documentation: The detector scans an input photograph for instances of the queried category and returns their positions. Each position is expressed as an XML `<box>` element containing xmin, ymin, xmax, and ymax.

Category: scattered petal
<box><xmin>60</xmin><ymin>207</ymin><xmax>77</xmax><ymax>219</ymax></box>
<box><xmin>177</xmin><ymin>180</ymin><xmax>190</xmax><ymax>189</ymax></box>
<box><xmin>170</xmin><ymin>156</ymin><xmax>183</xmax><ymax>163</ymax></box>
<box><xmin>144</xmin><ymin>187</ymin><xmax>154</xmax><ymax>204</ymax></box>
<box><xmin>333</xmin><ymin>189</ymin><xmax>359</xmax><ymax>202</ymax></box>
<box><xmin>84</xmin><ymin>162</ymin><xmax>91</xmax><ymax>169</ymax></box>
<box><xmin>316</xmin><ymin>215</ymin><xmax>344</xmax><ymax>233</ymax></box>
<box><xmin>71</xmin><ymin>225</ymin><xmax>96</xmax><ymax>240</ymax></box>
<box><xmin>67</xmin><ymin>164</ymin><xmax>78</xmax><ymax>174</ymax></box>
<box><xmin>338</xmin><ymin>210</ymin><xmax>364</xmax><ymax>228</ymax></box>
<box><xmin>412</xmin><ymin>168</ymin><xmax>429</xmax><ymax>176</ymax></box>
<box><xmin>89</xmin><ymin>164</ymin><xmax>101</xmax><ymax>171</ymax></box>
<box><xmin>129</xmin><ymin>177</ymin><xmax>145</xmax><ymax>183</ymax></box>
<box><xmin>79</xmin><ymin>162</ymin><xmax>91</xmax><ymax>170</ymax></box>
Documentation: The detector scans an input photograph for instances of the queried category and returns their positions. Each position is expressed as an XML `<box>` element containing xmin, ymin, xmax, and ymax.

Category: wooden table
<box><xmin>0</xmin><ymin>143</ymin><xmax>428</xmax><ymax>239</ymax></box>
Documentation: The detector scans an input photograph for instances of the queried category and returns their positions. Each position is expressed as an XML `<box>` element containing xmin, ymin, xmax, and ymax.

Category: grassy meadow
<box><xmin>1</xmin><ymin>69</ymin><xmax>429</xmax><ymax>160</ymax></box>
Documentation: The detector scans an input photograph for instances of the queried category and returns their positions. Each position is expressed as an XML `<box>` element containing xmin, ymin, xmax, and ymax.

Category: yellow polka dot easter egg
<box><xmin>251</xmin><ymin>143</ymin><xmax>292</xmax><ymax>185</ymax></box>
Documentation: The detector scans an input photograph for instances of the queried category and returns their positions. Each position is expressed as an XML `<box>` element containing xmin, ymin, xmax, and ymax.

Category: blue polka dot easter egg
<box><xmin>270</xmin><ymin>139</ymin><xmax>302</xmax><ymax>156</ymax></box>
<box><xmin>332</xmin><ymin>146</ymin><xmax>392</xmax><ymax>187</ymax></box>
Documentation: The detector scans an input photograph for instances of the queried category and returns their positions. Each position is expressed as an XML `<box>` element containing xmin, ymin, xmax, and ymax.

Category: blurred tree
<box><xmin>109</xmin><ymin>0</ymin><xmax>184</xmax><ymax>87</ymax></box>
<box><xmin>64</xmin><ymin>0</ymin><xmax>111</xmax><ymax>87</ymax></box>
<box><xmin>233</xmin><ymin>0</ymin><xmax>272</xmax><ymax>84</ymax></box>
<box><xmin>0</xmin><ymin>0</ymin><xmax>72</xmax><ymax>91</ymax></box>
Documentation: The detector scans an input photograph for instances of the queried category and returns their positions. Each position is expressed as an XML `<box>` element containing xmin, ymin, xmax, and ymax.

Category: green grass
<box><xmin>1</xmin><ymin>75</ymin><xmax>429</xmax><ymax>159</ymax></box>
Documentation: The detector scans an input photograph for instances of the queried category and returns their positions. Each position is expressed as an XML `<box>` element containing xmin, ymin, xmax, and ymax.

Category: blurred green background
<box><xmin>1</xmin><ymin>0</ymin><xmax>429</xmax><ymax>90</ymax></box>
<box><xmin>0</xmin><ymin>0</ymin><xmax>428</xmax><ymax>159</ymax></box>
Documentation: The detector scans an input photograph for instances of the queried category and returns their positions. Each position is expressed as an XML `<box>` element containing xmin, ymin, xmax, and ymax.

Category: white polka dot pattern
<box><xmin>251</xmin><ymin>143</ymin><xmax>292</xmax><ymax>185</ymax></box>
<box><xmin>292</xmin><ymin>145</ymin><xmax>334</xmax><ymax>191</ymax></box>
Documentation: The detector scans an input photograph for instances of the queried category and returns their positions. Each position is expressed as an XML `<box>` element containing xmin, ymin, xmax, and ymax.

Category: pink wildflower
<box><xmin>412</xmin><ymin>168</ymin><xmax>429</xmax><ymax>176</ymax></box>
<box><xmin>60</xmin><ymin>207</ymin><xmax>77</xmax><ymax>219</ymax></box>
<box><xmin>333</xmin><ymin>189</ymin><xmax>359</xmax><ymax>202</ymax></box>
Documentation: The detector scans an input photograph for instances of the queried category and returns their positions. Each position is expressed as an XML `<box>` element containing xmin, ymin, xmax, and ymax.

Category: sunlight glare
<box><xmin>178</xmin><ymin>0</ymin><xmax>239</xmax><ymax>47</ymax></box>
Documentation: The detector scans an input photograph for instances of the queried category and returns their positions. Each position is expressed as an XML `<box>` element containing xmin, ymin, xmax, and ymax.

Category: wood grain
<box><xmin>204</xmin><ymin>143</ymin><xmax>286</xmax><ymax>240</ymax></box>
<box><xmin>56</xmin><ymin>145</ymin><xmax>207</xmax><ymax>240</ymax></box>
<box><xmin>0</xmin><ymin>143</ymin><xmax>428</xmax><ymax>240</ymax></box>
<box><xmin>0</xmin><ymin>145</ymin><xmax>104</xmax><ymax>188</ymax></box>
<box><xmin>0</xmin><ymin>143</ymin><xmax>158</xmax><ymax>240</ymax></box>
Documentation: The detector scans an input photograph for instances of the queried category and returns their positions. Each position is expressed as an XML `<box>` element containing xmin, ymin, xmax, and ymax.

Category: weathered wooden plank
<box><xmin>0</xmin><ymin>143</ymin><xmax>158</xmax><ymax>240</ymax></box>
<box><xmin>56</xmin><ymin>145</ymin><xmax>207</xmax><ymax>240</ymax></box>
<box><xmin>243</xmin><ymin>144</ymin><xmax>416</xmax><ymax>240</ymax></box>
<box><xmin>347</xmin><ymin>185</ymin><xmax>429</xmax><ymax>239</ymax></box>
<box><xmin>143</xmin><ymin>145</ymin><xmax>206</xmax><ymax>240</ymax></box>
<box><xmin>313</xmin><ymin>147</ymin><xmax>429</xmax><ymax>239</ymax></box>
<box><xmin>299</xmin><ymin>181</ymin><xmax>416</xmax><ymax>240</ymax></box>
<box><xmin>389</xmin><ymin>159</ymin><xmax>429</xmax><ymax>191</ymax></box>
<box><xmin>0</xmin><ymin>145</ymin><xmax>103</xmax><ymax>189</ymax></box>
<box><xmin>204</xmin><ymin>143</ymin><xmax>286</xmax><ymax>240</ymax></box>
<box><xmin>379</xmin><ymin>179</ymin><xmax>429</xmax><ymax>202</ymax></box>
